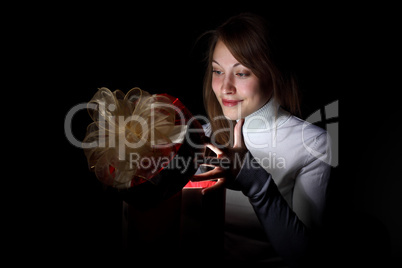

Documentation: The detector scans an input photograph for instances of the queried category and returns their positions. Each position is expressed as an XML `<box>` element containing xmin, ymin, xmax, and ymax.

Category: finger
<box><xmin>192</xmin><ymin>167</ymin><xmax>225</xmax><ymax>181</ymax></box>
<box><xmin>206</xmin><ymin>144</ymin><xmax>224</xmax><ymax>157</ymax></box>
<box><xmin>201</xmin><ymin>179</ymin><xmax>225</xmax><ymax>195</ymax></box>
<box><xmin>233</xmin><ymin>118</ymin><xmax>245</xmax><ymax>148</ymax></box>
<box><xmin>202</xmin><ymin>157</ymin><xmax>230</xmax><ymax>169</ymax></box>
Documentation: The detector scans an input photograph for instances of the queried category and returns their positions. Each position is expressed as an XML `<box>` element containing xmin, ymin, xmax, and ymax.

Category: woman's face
<box><xmin>211</xmin><ymin>40</ymin><xmax>271</xmax><ymax>120</ymax></box>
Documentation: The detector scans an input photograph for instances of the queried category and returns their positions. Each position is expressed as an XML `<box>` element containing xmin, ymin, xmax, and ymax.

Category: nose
<box><xmin>222</xmin><ymin>75</ymin><xmax>236</xmax><ymax>94</ymax></box>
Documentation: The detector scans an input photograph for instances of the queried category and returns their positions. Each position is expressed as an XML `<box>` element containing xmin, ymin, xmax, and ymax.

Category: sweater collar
<box><xmin>243</xmin><ymin>98</ymin><xmax>290</xmax><ymax>131</ymax></box>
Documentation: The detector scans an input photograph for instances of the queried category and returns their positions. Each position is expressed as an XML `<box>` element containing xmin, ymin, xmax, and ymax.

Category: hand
<box><xmin>192</xmin><ymin>118</ymin><xmax>248</xmax><ymax>195</ymax></box>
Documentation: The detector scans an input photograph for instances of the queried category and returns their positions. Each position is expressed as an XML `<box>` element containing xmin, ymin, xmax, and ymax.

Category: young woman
<box><xmin>192</xmin><ymin>13</ymin><xmax>332</xmax><ymax>267</ymax></box>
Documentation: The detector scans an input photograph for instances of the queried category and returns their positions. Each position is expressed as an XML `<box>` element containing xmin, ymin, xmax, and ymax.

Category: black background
<box><xmin>16</xmin><ymin>2</ymin><xmax>400</xmax><ymax>265</ymax></box>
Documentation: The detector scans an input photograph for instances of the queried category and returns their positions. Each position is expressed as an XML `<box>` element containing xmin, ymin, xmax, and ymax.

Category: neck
<box><xmin>243</xmin><ymin>98</ymin><xmax>289</xmax><ymax>130</ymax></box>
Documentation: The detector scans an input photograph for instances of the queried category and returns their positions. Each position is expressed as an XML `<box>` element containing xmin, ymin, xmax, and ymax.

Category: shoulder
<box><xmin>276</xmin><ymin>107</ymin><xmax>327</xmax><ymax>138</ymax></box>
<box><xmin>284</xmin><ymin>114</ymin><xmax>327</xmax><ymax>141</ymax></box>
<box><xmin>280</xmin><ymin>115</ymin><xmax>331</xmax><ymax>165</ymax></box>
<box><xmin>291</xmin><ymin>116</ymin><xmax>331</xmax><ymax>166</ymax></box>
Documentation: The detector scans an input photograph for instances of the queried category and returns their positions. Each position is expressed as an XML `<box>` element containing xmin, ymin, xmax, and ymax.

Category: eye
<box><xmin>236</xmin><ymin>72</ymin><xmax>249</xmax><ymax>78</ymax></box>
<box><xmin>212</xmin><ymin>70</ymin><xmax>223</xmax><ymax>75</ymax></box>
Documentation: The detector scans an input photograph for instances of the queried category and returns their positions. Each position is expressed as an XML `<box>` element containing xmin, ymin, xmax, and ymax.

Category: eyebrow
<box><xmin>212</xmin><ymin>59</ymin><xmax>242</xmax><ymax>68</ymax></box>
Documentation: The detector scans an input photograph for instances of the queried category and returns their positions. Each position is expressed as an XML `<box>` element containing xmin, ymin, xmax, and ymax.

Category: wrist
<box><xmin>235</xmin><ymin>152</ymin><xmax>272</xmax><ymax>198</ymax></box>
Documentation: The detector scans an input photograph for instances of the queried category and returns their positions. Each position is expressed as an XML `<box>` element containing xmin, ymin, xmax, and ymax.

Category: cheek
<box><xmin>238</xmin><ymin>80</ymin><xmax>261</xmax><ymax>98</ymax></box>
<box><xmin>211</xmin><ymin>78</ymin><xmax>220</xmax><ymax>94</ymax></box>
<box><xmin>239</xmin><ymin>81</ymin><xmax>268</xmax><ymax>111</ymax></box>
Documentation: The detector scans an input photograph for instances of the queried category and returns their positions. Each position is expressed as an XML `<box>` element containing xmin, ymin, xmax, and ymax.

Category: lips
<box><xmin>222</xmin><ymin>99</ymin><xmax>243</xmax><ymax>107</ymax></box>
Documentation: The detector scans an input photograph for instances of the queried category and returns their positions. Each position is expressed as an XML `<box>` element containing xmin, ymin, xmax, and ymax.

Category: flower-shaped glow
<box><xmin>83</xmin><ymin>87</ymin><xmax>187</xmax><ymax>189</ymax></box>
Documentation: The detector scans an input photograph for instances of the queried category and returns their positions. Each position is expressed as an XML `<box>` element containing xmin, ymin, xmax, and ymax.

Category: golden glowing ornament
<box><xmin>83</xmin><ymin>87</ymin><xmax>187</xmax><ymax>189</ymax></box>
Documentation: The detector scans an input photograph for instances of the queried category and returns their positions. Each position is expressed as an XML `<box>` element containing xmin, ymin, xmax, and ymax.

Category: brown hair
<box><xmin>202</xmin><ymin>13</ymin><xmax>300</xmax><ymax>146</ymax></box>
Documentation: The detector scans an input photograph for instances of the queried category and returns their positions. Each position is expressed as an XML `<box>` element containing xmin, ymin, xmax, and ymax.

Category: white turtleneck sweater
<box><xmin>203</xmin><ymin>98</ymin><xmax>332</xmax><ymax>264</ymax></box>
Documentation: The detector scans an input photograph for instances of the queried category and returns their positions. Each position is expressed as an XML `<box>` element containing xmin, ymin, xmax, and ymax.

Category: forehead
<box><xmin>212</xmin><ymin>40</ymin><xmax>239</xmax><ymax>66</ymax></box>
